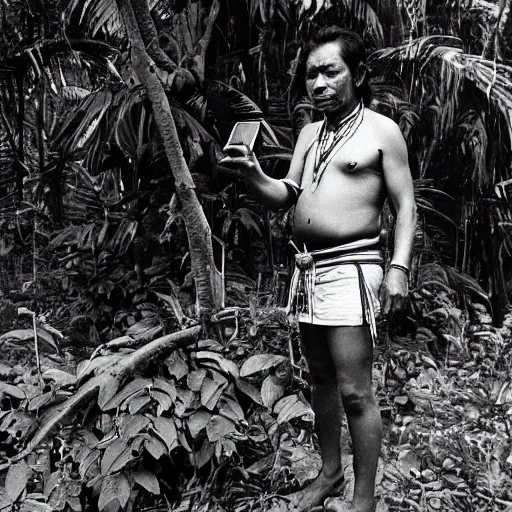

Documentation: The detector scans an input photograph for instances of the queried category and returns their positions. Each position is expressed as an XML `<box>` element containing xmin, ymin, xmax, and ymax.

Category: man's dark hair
<box><xmin>306</xmin><ymin>26</ymin><xmax>372</xmax><ymax>106</ymax></box>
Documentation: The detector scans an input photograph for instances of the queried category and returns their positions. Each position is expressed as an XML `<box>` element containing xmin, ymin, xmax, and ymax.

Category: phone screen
<box><xmin>226</xmin><ymin>121</ymin><xmax>261</xmax><ymax>150</ymax></box>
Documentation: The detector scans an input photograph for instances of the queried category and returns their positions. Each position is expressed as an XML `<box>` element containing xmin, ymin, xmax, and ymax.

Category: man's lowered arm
<box><xmin>379</xmin><ymin>118</ymin><xmax>417</xmax><ymax>314</ymax></box>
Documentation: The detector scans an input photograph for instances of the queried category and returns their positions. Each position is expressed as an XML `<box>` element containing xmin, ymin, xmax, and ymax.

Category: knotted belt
<box><xmin>287</xmin><ymin>236</ymin><xmax>384</xmax><ymax>345</ymax></box>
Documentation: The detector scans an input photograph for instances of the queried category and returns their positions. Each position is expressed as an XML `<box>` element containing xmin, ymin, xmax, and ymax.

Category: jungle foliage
<box><xmin>0</xmin><ymin>0</ymin><xmax>511</xmax><ymax>511</ymax></box>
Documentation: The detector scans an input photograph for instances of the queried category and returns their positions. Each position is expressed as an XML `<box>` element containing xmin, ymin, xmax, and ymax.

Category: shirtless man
<box><xmin>220</xmin><ymin>27</ymin><xmax>417</xmax><ymax>512</ymax></box>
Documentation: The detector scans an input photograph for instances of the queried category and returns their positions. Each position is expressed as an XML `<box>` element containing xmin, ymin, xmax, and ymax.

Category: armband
<box><xmin>280</xmin><ymin>178</ymin><xmax>301</xmax><ymax>199</ymax></box>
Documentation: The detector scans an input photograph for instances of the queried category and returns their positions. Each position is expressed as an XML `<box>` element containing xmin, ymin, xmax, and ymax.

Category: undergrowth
<box><xmin>0</xmin><ymin>262</ymin><xmax>510</xmax><ymax>512</ymax></box>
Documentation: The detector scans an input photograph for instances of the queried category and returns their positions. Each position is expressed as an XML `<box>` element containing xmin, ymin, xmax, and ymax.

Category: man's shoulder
<box><xmin>364</xmin><ymin>109</ymin><xmax>404</xmax><ymax>142</ymax></box>
<box><xmin>295</xmin><ymin>121</ymin><xmax>322</xmax><ymax>149</ymax></box>
<box><xmin>365</xmin><ymin>109</ymin><xmax>398</xmax><ymax>128</ymax></box>
<box><xmin>302</xmin><ymin>120</ymin><xmax>323</xmax><ymax>135</ymax></box>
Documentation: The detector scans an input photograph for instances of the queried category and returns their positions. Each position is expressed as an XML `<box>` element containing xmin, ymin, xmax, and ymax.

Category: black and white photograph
<box><xmin>0</xmin><ymin>1</ymin><xmax>511</xmax><ymax>511</ymax></box>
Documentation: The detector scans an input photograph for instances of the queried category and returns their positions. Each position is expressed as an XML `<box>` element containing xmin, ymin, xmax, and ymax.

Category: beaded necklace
<box><xmin>311</xmin><ymin>101</ymin><xmax>365</xmax><ymax>192</ymax></box>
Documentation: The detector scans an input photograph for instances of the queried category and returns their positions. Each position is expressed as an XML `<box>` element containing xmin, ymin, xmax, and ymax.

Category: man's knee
<box><xmin>339</xmin><ymin>387</ymin><xmax>374</xmax><ymax>415</ymax></box>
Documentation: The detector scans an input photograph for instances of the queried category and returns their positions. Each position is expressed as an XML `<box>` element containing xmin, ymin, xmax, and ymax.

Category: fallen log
<box><xmin>11</xmin><ymin>325</ymin><xmax>202</xmax><ymax>462</ymax></box>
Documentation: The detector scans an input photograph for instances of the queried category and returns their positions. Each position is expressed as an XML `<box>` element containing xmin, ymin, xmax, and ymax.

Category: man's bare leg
<box><xmin>325</xmin><ymin>325</ymin><xmax>381</xmax><ymax>512</ymax></box>
<box><xmin>284</xmin><ymin>323</ymin><xmax>345</xmax><ymax>511</ymax></box>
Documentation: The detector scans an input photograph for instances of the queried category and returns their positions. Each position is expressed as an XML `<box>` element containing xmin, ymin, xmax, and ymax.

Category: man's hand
<box><xmin>218</xmin><ymin>144</ymin><xmax>262</xmax><ymax>180</ymax></box>
<box><xmin>379</xmin><ymin>267</ymin><xmax>409</xmax><ymax>316</ymax></box>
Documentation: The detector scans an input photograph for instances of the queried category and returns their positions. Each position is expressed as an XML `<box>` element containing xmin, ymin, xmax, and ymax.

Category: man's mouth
<box><xmin>314</xmin><ymin>97</ymin><xmax>335</xmax><ymax>106</ymax></box>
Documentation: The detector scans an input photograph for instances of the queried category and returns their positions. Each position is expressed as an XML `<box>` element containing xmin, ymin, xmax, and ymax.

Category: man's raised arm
<box><xmin>219</xmin><ymin>124</ymin><xmax>314</xmax><ymax>211</ymax></box>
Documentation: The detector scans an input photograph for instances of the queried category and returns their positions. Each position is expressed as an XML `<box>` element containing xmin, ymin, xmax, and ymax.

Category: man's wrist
<box><xmin>388</xmin><ymin>263</ymin><xmax>410</xmax><ymax>278</ymax></box>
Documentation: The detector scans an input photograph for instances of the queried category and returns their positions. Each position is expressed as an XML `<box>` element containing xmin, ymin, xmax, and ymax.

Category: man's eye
<box><xmin>306</xmin><ymin>73</ymin><xmax>317</xmax><ymax>80</ymax></box>
<box><xmin>326</xmin><ymin>71</ymin><xmax>338</xmax><ymax>78</ymax></box>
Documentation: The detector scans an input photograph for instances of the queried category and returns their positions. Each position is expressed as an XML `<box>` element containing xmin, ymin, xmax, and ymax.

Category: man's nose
<box><xmin>313</xmin><ymin>74</ymin><xmax>327</xmax><ymax>93</ymax></box>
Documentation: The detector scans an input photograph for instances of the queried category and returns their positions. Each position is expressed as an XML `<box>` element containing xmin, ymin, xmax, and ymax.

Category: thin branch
<box><xmin>12</xmin><ymin>325</ymin><xmax>202</xmax><ymax>462</ymax></box>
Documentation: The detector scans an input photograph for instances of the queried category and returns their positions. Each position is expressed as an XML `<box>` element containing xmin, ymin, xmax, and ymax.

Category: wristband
<box><xmin>389</xmin><ymin>263</ymin><xmax>410</xmax><ymax>277</ymax></box>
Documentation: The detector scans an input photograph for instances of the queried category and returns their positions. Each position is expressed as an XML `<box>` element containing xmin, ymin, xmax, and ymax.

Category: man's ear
<box><xmin>354</xmin><ymin>63</ymin><xmax>369</xmax><ymax>89</ymax></box>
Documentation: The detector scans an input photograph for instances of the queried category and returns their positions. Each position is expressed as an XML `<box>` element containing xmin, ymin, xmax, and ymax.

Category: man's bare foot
<box><xmin>324</xmin><ymin>497</ymin><xmax>376</xmax><ymax>512</ymax></box>
<box><xmin>284</xmin><ymin>469</ymin><xmax>345</xmax><ymax>511</ymax></box>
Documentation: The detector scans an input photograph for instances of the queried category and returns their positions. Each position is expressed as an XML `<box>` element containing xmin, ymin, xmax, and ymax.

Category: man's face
<box><xmin>305</xmin><ymin>41</ymin><xmax>357</xmax><ymax>114</ymax></box>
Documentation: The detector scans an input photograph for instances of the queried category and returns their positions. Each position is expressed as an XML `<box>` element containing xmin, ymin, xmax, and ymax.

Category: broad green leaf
<box><xmin>102</xmin><ymin>378</ymin><xmax>152</xmax><ymax>411</ymax></box>
<box><xmin>150</xmin><ymin>390</ymin><xmax>174</xmax><ymax>416</ymax></box>
<box><xmin>13</xmin><ymin>383</ymin><xmax>38</xmax><ymax>401</ymax></box>
<box><xmin>65</xmin><ymin>496</ymin><xmax>82</xmax><ymax>512</ymax></box>
<box><xmin>174</xmin><ymin>388</ymin><xmax>196</xmax><ymax>417</ymax></box>
<box><xmin>195</xmin><ymin>339</ymin><xmax>223</xmax><ymax>352</ymax></box>
<box><xmin>240</xmin><ymin>354</ymin><xmax>288</xmax><ymax>378</ymax></box>
<box><xmin>0</xmin><ymin>329</ymin><xmax>34</xmax><ymax>343</ymax></box>
<box><xmin>178</xmin><ymin>430</ymin><xmax>193</xmax><ymax>453</ymax></box>
<box><xmin>101</xmin><ymin>438</ymin><xmax>133</xmax><ymax>475</ymax></box>
<box><xmin>42</xmin><ymin>369</ymin><xmax>77</xmax><ymax>387</ymax></box>
<box><xmin>284</xmin><ymin>444</ymin><xmax>322</xmax><ymax>487</ymax></box>
<box><xmin>192</xmin><ymin>439</ymin><xmax>214</xmax><ymax>469</ymax></box>
<box><xmin>187</xmin><ymin>369</ymin><xmax>207</xmax><ymax>392</ymax></box>
<box><xmin>153</xmin><ymin>378</ymin><xmax>177</xmax><ymax>402</ymax></box>
<box><xmin>218</xmin><ymin>397</ymin><xmax>245</xmax><ymax>423</ymax></box>
<box><xmin>119</xmin><ymin>414</ymin><xmax>150</xmax><ymax>438</ymax></box>
<box><xmin>0</xmin><ymin>382</ymin><xmax>25</xmax><ymax>400</ymax></box>
<box><xmin>206</xmin><ymin>415</ymin><xmax>236</xmax><ymax>443</ymax></box>
<box><xmin>76</xmin><ymin>354</ymin><xmax>122</xmax><ymax>382</ymax></box>
<box><xmin>29</xmin><ymin>391</ymin><xmax>67</xmax><ymax>412</ymax></box>
<box><xmin>195</xmin><ymin>351</ymin><xmax>239</xmax><ymax>378</ymax></box>
<box><xmin>116</xmin><ymin>473</ymin><xmax>131</xmax><ymax>509</ymax></box>
<box><xmin>261</xmin><ymin>375</ymin><xmax>285</xmax><ymax>409</ymax></box>
<box><xmin>48</xmin><ymin>483</ymin><xmax>67</xmax><ymax>510</ymax></box>
<box><xmin>247</xmin><ymin>453</ymin><xmax>275</xmax><ymax>475</ymax></box>
<box><xmin>217</xmin><ymin>437</ymin><xmax>237</xmax><ymax>458</ymax></box>
<box><xmin>128</xmin><ymin>395</ymin><xmax>151</xmax><ymax>414</ymax></box>
<box><xmin>79</xmin><ymin>450</ymin><xmax>100</xmax><ymax>480</ymax></box>
<box><xmin>5</xmin><ymin>460</ymin><xmax>29</xmax><ymax>502</ymax></box>
<box><xmin>165</xmin><ymin>351</ymin><xmax>189</xmax><ymax>380</ymax></box>
<box><xmin>152</xmin><ymin>416</ymin><xmax>178</xmax><ymax>452</ymax></box>
<box><xmin>235</xmin><ymin>379</ymin><xmax>263</xmax><ymax>405</ymax></box>
<box><xmin>144</xmin><ymin>436</ymin><xmax>167</xmax><ymax>460</ymax></box>
<box><xmin>98</xmin><ymin>474</ymin><xmax>129</xmax><ymax>511</ymax></box>
<box><xmin>125</xmin><ymin>319</ymin><xmax>162</xmax><ymax>342</ymax></box>
<box><xmin>200</xmin><ymin>374</ymin><xmax>227</xmax><ymax>411</ymax></box>
<box><xmin>43</xmin><ymin>471</ymin><xmax>61</xmax><ymax>498</ymax></box>
<box><xmin>274</xmin><ymin>395</ymin><xmax>313</xmax><ymax>424</ymax></box>
<box><xmin>188</xmin><ymin>410</ymin><xmax>212</xmax><ymax>438</ymax></box>
<box><xmin>132</xmin><ymin>469</ymin><xmax>160</xmax><ymax>495</ymax></box>
<box><xmin>21</xmin><ymin>499</ymin><xmax>53</xmax><ymax>512</ymax></box>
<box><xmin>154</xmin><ymin>291</ymin><xmax>184</xmax><ymax>323</ymax></box>
<box><xmin>98</xmin><ymin>379</ymin><xmax>121</xmax><ymax>411</ymax></box>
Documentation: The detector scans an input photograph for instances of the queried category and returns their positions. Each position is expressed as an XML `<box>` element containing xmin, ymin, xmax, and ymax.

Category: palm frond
<box><xmin>203</xmin><ymin>79</ymin><xmax>280</xmax><ymax>146</ymax></box>
<box><xmin>51</xmin><ymin>90</ymin><xmax>113</xmax><ymax>157</ymax></box>
<box><xmin>112</xmin><ymin>85</ymin><xmax>223</xmax><ymax>169</ymax></box>
<box><xmin>295</xmin><ymin>0</ymin><xmax>384</xmax><ymax>45</ymax></box>
<box><xmin>372</xmin><ymin>36</ymin><xmax>512</xmax><ymax>147</ymax></box>
<box><xmin>66</xmin><ymin>0</ymin><xmax>162</xmax><ymax>38</ymax></box>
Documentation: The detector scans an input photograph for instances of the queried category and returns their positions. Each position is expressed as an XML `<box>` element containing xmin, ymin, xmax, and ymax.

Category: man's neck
<box><xmin>325</xmin><ymin>99</ymin><xmax>360</xmax><ymax>129</ymax></box>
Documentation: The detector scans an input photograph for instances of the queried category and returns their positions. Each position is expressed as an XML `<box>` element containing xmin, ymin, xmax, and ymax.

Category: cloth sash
<box><xmin>287</xmin><ymin>236</ymin><xmax>383</xmax><ymax>344</ymax></box>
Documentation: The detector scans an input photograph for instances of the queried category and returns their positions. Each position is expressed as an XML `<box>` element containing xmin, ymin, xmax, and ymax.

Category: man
<box><xmin>220</xmin><ymin>27</ymin><xmax>417</xmax><ymax>512</ymax></box>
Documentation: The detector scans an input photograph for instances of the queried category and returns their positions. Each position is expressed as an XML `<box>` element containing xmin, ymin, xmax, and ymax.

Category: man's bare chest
<box><xmin>305</xmin><ymin>131</ymin><xmax>383</xmax><ymax>181</ymax></box>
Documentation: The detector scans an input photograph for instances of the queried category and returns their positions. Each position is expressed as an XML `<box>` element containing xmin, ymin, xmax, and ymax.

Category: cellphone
<box><xmin>224</xmin><ymin>121</ymin><xmax>261</xmax><ymax>152</ymax></box>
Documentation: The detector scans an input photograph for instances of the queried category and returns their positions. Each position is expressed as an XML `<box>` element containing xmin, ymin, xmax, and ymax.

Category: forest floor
<box><xmin>312</xmin><ymin>311</ymin><xmax>512</xmax><ymax>512</ymax></box>
<box><xmin>247</xmin><ymin>307</ymin><xmax>512</xmax><ymax>512</ymax></box>
<box><xmin>0</xmin><ymin>300</ymin><xmax>511</xmax><ymax>512</ymax></box>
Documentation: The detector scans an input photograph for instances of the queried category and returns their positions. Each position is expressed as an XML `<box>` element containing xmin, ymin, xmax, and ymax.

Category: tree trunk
<box><xmin>16</xmin><ymin>70</ymin><xmax>25</xmax><ymax>202</ymax></box>
<box><xmin>117</xmin><ymin>0</ymin><xmax>222</xmax><ymax>318</ymax></box>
